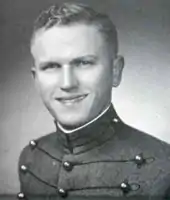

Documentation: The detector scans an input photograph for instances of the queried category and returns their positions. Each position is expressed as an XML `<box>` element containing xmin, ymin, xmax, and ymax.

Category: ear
<box><xmin>31</xmin><ymin>67</ymin><xmax>40</xmax><ymax>91</ymax></box>
<box><xmin>31</xmin><ymin>66</ymin><xmax>36</xmax><ymax>80</ymax></box>
<box><xmin>112</xmin><ymin>55</ymin><xmax>124</xmax><ymax>87</ymax></box>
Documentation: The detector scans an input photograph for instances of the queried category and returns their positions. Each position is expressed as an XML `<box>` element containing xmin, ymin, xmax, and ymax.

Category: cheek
<box><xmin>77</xmin><ymin>65</ymin><xmax>112</xmax><ymax>93</ymax></box>
<box><xmin>36</xmin><ymin>73</ymin><xmax>59</xmax><ymax>96</ymax></box>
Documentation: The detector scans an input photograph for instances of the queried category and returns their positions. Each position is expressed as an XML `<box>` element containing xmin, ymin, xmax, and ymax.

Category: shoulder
<box><xmin>119</xmin><ymin>122</ymin><xmax>170</xmax><ymax>158</ymax></box>
<box><xmin>18</xmin><ymin>132</ymin><xmax>57</xmax><ymax>167</ymax></box>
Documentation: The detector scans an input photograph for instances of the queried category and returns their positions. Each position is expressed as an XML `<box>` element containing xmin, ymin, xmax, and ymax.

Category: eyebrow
<box><xmin>39</xmin><ymin>61</ymin><xmax>61</xmax><ymax>69</ymax></box>
<box><xmin>39</xmin><ymin>55</ymin><xmax>98</xmax><ymax>68</ymax></box>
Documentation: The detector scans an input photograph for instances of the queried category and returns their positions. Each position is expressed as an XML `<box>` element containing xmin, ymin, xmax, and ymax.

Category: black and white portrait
<box><xmin>1</xmin><ymin>1</ymin><xmax>170</xmax><ymax>199</ymax></box>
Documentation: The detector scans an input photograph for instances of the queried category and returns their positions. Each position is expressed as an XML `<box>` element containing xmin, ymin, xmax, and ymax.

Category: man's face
<box><xmin>31</xmin><ymin>24</ymin><xmax>122</xmax><ymax>128</ymax></box>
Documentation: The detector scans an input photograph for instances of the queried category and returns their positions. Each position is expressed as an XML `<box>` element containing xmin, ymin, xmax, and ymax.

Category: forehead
<box><xmin>31</xmin><ymin>24</ymin><xmax>108</xmax><ymax>63</ymax></box>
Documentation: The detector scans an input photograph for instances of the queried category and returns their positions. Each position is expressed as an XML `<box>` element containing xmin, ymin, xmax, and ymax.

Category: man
<box><xmin>18</xmin><ymin>2</ymin><xmax>170</xmax><ymax>200</ymax></box>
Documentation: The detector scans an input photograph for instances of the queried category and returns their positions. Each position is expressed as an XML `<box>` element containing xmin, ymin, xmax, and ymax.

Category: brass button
<box><xmin>20</xmin><ymin>165</ymin><xmax>27</xmax><ymax>173</ymax></box>
<box><xmin>134</xmin><ymin>153</ymin><xmax>145</xmax><ymax>167</ymax></box>
<box><xmin>17</xmin><ymin>192</ymin><xmax>25</xmax><ymax>199</ymax></box>
<box><xmin>63</xmin><ymin>161</ymin><xmax>73</xmax><ymax>171</ymax></box>
<box><xmin>29</xmin><ymin>140</ymin><xmax>37</xmax><ymax>149</ymax></box>
<box><xmin>58</xmin><ymin>188</ymin><xmax>68</xmax><ymax>198</ymax></box>
<box><xmin>113</xmin><ymin>118</ymin><xmax>119</xmax><ymax>123</ymax></box>
<box><xmin>120</xmin><ymin>180</ymin><xmax>131</xmax><ymax>194</ymax></box>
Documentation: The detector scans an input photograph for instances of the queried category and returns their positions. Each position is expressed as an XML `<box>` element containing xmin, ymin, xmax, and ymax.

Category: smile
<box><xmin>56</xmin><ymin>94</ymin><xmax>88</xmax><ymax>105</ymax></box>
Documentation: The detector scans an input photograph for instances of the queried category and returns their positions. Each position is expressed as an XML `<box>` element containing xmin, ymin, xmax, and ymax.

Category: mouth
<box><xmin>56</xmin><ymin>94</ymin><xmax>88</xmax><ymax>105</ymax></box>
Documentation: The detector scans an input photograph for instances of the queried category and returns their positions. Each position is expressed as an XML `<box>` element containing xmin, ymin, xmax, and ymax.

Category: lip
<box><xmin>56</xmin><ymin>94</ymin><xmax>88</xmax><ymax>104</ymax></box>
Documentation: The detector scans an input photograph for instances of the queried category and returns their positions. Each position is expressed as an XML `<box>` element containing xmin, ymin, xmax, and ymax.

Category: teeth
<box><xmin>60</xmin><ymin>95</ymin><xmax>86</xmax><ymax>104</ymax></box>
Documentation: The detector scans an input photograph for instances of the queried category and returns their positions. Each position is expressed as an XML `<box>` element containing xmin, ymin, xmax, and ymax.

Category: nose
<box><xmin>60</xmin><ymin>65</ymin><xmax>78</xmax><ymax>91</ymax></box>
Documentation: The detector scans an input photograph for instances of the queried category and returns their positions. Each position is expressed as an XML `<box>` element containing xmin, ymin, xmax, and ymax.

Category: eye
<box><xmin>81</xmin><ymin>60</ymin><xmax>93</xmax><ymax>65</ymax></box>
<box><xmin>74</xmin><ymin>60</ymin><xmax>94</xmax><ymax>67</ymax></box>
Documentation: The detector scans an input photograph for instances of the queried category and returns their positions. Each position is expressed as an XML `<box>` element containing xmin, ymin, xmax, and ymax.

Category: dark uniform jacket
<box><xmin>18</xmin><ymin>105</ymin><xmax>170</xmax><ymax>200</ymax></box>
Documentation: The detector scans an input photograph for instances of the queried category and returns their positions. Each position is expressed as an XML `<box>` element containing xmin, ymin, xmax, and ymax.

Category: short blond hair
<box><xmin>31</xmin><ymin>2</ymin><xmax>118</xmax><ymax>54</ymax></box>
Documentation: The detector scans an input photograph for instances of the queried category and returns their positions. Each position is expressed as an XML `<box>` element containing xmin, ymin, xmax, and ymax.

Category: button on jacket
<box><xmin>18</xmin><ymin>105</ymin><xmax>170</xmax><ymax>199</ymax></box>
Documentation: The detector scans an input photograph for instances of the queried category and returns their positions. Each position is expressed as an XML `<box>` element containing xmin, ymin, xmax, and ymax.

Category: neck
<box><xmin>57</xmin><ymin>104</ymin><xmax>111</xmax><ymax>134</ymax></box>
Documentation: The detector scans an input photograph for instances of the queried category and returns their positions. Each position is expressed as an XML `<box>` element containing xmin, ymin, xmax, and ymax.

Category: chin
<box><xmin>48</xmin><ymin>100</ymin><xmax>95</xmax><ymax>127</ymax></box>
<box><xmin>57</xmin><ymin>114</ymin><xmax>89</xmax><ymax>128</ymax></box>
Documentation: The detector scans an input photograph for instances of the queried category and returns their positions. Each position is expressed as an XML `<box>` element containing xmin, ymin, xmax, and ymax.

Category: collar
<box><xmin>55</xmin><ymin>104</ymin><xmax>120</xmax><ymax>154</ymax></box>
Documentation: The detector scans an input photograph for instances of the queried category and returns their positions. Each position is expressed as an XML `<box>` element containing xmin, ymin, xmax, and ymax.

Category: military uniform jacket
<box><xmin>18</xmin><ymin>105</ymin><xmax>170</xmax><ymax>200</ymax></box>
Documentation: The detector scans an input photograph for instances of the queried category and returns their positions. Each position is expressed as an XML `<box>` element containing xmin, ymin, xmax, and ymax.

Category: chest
<box><xmin>22</xmin><ymin>148</ymin><xmax>170</xmax><ymax>197</ymax></box>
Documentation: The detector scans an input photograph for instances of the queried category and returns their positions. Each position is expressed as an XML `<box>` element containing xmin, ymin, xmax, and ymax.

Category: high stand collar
<box><xmin>55</xmin><ymin>104</ymin><xmax>120</xmax><ymax>154</ymax></box>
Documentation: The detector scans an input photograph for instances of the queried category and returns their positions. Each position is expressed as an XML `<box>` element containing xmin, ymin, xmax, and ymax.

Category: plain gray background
<box><xmin>0</xmin><ymin>0</ymin><xmax>170</xmax><ymax>194</ymax></box>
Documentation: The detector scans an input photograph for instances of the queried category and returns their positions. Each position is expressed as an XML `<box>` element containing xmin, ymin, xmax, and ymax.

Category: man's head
<box><xmin>31</xmin><ymin>2</ymin><xmax>124</xmax><ymax>128</ymax></box>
